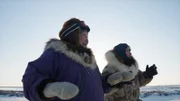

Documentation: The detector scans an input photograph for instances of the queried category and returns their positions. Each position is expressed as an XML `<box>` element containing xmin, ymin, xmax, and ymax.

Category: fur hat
<box><xmin>59</xmin><ymin>18</ymin><xmax>90</xmax><ymax>46</ymax></box>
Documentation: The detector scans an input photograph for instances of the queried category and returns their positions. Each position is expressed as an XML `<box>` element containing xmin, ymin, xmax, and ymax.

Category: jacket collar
<box><xmin>44</xmin><ymin>38</ymin><xmax>97</xmax><ymax>69</ymax></box>
<box><xmin>105</xmin><ymin>50</ymin><xmax>139</xmax><ymax>77</ymax></box>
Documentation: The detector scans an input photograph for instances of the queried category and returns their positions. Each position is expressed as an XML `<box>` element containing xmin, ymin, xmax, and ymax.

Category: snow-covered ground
<box><xmin>0</xmin><ymin>97</ymin><xmax>27</xmax><ymax>101</ymax></box>
<box><xmin>0</xmin><ymin>85</ymin><xmax>180</xmax><ymax>101</ymax></box>
<box><xmin>140</xmin><ymin>85</ymin><xmax>180</xmax><ymax>101</ymax></box>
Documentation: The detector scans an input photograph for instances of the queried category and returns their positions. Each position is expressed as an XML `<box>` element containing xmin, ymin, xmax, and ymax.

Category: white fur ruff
<box><xmin>44</xmin><ymin>39</ymin><xmax>97</xmax><ymax>69</ymax></box>
<box><xmin>105</xmin><ymin>51</ymin><xmax>139</xmax><ymax>79</ymax></box>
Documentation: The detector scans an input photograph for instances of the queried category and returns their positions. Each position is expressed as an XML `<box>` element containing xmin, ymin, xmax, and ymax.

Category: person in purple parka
<box><xmin>22</xmin><ymin>18</ymin><xmax>120</xmax><ymax>101</ymax></box>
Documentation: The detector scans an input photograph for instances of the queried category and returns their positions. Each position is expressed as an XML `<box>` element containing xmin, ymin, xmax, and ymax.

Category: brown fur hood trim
<box><xmin>44</xmin><ymin>38</ymin><xmax>97</xmax><ymax>69</ymax></box>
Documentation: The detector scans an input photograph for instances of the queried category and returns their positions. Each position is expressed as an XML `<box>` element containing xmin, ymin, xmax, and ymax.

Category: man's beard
<box><xmin>124</xmin><ymin>57</ymin><xmax>136</xmax><ymax>67</ymax></box>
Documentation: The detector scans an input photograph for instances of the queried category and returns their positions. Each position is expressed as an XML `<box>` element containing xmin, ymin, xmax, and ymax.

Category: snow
<box><xmin>140</xmin><ymin>85</ymin><xmax>180</xmax><ymax>101</ymax></box>
<box><xmin>142</xmin><ymin>95</ymin><xmax>180</xmax><ymax>101</ymax></box>
<box><xmin>0</xmin><ymin>85</ymin><xmax>180</xmax><ymax>101</ymax></box>
<box><xmin>0</xmin><ymin>97</ymin><xmax>27</xmax><ymax>101</ymax></box>
<box><xmin>0</xmin><ymin>96</ymin><xmax>180</xmax><ymax>101</ymax></box>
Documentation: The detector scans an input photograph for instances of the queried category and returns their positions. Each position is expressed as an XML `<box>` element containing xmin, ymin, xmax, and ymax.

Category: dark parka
<box><xmin>22</xmin><ymin>39</ymin><xmax>111</xmax><ymax>101</ymax></box>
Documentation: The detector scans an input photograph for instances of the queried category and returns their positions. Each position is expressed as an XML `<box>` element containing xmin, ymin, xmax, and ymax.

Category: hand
<box><xmin>117</xmin><ymin>71</ymin><xmax>134</xmax><ymax>86</ymax></box>
<box><xmin>107</xmin><ymin>71</ymin><xmax>134</xmax><ymax>86</ymax></box>
<box><xmin>107</xmin><ymin>72</ymin><xmax>123</xmax><ymax>86</ymax></box>
<box><xmin>43</xmin><ymin>82</ymin><xmax>79</xmax><ymax>100</ymax></box>
<box><xmin>121</xmin><ymin>71</ymin><xmax>134</xmax><ymax>82</ymax></box>
<box><xmin>144</xmin><ymin>64</ymin><xmax>158</xmax><ymax>78</ymax></box>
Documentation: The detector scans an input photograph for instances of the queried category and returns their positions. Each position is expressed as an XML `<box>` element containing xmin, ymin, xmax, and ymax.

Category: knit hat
<box><xmin>59</xmin><ymin>18</ymin><xmax>90</xmax><ymax>46</ymax></box>
<box><xmin>113</xmin><ymin>43</ymin><xmax>130</xmax><ymax>61</ymax></box>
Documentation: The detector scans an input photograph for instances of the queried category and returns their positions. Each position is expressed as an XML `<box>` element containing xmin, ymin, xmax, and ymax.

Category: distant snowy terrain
<box><xmin>0</xmin><ymin>85</ymin><xmax>180</xmax><ymax>101</ymax></box>
<box><xmin>140</xmin><ymin>85</ymin><xmax>180</xmax><ymax>101</ymax></box>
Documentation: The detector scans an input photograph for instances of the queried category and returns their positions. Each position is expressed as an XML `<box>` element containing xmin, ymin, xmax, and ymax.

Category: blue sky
<box><xmin>0</xmin><ymin>0</ymin><xmax>180</xmax><ymax>86</ymax></box>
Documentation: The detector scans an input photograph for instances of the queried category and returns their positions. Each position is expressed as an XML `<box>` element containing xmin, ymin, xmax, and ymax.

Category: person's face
<box><xmin>79</xmin><ymin>31</ymin><xmax>88</xmax><ymax>48</ymax></box>
<box><xmin>125</xmin><ymin>47</ymin><xmax>132</xmax><ymax>58</ymax></box>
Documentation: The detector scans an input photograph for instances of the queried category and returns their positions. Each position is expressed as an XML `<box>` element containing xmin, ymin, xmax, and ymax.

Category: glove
<box><xmin>107</xmin><ymin>71</ymin><xmax>134</xmax><ymax>86</ymax></box>
<box><xmin>117</xmin><ymin>72</ymin><xmax>134</xmax><ymax>86</ymax></box>
<box><xmin>107</xmin><ymin>72</ymin><xmax>123</xmax><ymax>86</ymax></box>
<box><xmin>43</xmin><ymin>82</ymin><xmax>79</xmax><ymax>100</ymax></box>
<box><xmin>121</xmin><ymin>71</ymin><xmax>134</xmax><ymax>82</ymax></box>
<box><xmin>144</xmin><ymin>64</ymin><xmax>158</xmax><ymax>78</ymax></box>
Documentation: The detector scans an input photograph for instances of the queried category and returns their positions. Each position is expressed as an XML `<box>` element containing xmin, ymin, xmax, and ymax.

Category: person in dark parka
<box><xmin>22</xmin><ymin>18</ymin><xmax>118</xmax><ymax>101</ymax></box>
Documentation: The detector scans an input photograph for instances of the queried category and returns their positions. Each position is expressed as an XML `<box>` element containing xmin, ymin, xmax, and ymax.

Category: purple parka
<box><xmin>22</xmin><ymin>39</ymin><xmax>111</xmax><ymax>101</ymax></box>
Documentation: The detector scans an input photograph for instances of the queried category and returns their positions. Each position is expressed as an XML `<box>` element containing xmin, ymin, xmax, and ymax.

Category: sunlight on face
<box><xmin>79</xmin><ymin>31</ymin><xmax>88</xmax><ymax>48</ymax></box>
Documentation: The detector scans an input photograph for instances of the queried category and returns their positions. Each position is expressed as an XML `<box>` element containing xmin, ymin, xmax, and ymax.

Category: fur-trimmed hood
<box><xmin>105</xmin><ymin>50</ymin><xmax>139</xmax><ymax>78</ymax></box>
<box><xmin>44</xmin><ymin>38</ymin><xmax>97</xmax><ymax>69</ymax></box>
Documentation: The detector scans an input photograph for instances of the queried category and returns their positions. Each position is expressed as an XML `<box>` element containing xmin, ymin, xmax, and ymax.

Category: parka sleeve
<box><xmin>101</xmin><ymin>65</ymin><xmax>116</xmax><ymax>93</ymax></box>
<box><xmin>22</xmin><ymin>49</ymin><xmax>59</xmax><ymax>101</ymax></box>
<box><xmin>137</xmin><ymin>70</ymin><xmax>153</xmax><ymax>87</ymax></box>
<box><xmin>102</xmin><ymin>65</ymin><xmax>116</xmax><ymax>77</ymax></box>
